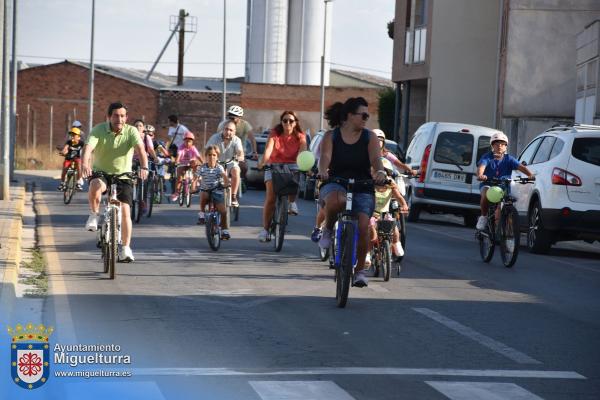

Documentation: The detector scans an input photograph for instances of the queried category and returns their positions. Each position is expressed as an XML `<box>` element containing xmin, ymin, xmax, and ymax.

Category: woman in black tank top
<box><xmin>316</xmin><ymin>97</ymin><xmax>387</xmax><ymax>288</ymax></box>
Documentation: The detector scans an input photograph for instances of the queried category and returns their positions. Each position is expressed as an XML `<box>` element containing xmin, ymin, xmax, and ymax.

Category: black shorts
<box><xmin>90</xmin><ymin>172</ymin><xmax>133</xmax><ymax>207</ymax></box>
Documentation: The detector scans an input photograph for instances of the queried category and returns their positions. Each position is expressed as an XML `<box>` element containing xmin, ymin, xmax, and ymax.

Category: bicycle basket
<box><xmin>376</xmin><ymin>219</ymin><xmax>396</xmax><ymax>234</ymax></box>
<box><xmin>272</xmin><ymin>170</ymin><xmax>299</xmax><ymax>196</ymax></box>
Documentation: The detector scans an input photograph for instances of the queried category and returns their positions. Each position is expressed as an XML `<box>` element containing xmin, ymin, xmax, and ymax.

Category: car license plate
<box><xmin>432</xmin><ymin>170</ymin><xmax>466</xmax><ymax>183</ymax></box>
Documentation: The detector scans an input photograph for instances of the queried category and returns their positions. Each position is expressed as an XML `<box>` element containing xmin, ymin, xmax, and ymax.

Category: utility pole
<box><xmin>319</xmin><ymin>0</ymin><xmax>333</xmax><ymax>131</ymax></box>
<box><xmin>49</xmin><ymin>104</ymin><xmax>53</xmax><ymax>153</ymax></box>
<box><xmin>222</xmin><ymin>0</ymin><xmax>227</xmax><ymax>119</ymax></box>
<box><xmin>88</xmin><ymin>0</ymin><xmax>95</xmax><ymax>134</ymax></box>
<box><xmin>177</xmin><ymin>9</ymin><xmax>187</xmax><ymax>86</ymax></box>
<box><xmin>9</xmin><ymin>0</ymin><xmax>16</xmax><ymax>180</ymax></box>
<box><xmin>2</xmin><ymin>0</ymin><xmax>11</xmax><ymax>199</ymax></box>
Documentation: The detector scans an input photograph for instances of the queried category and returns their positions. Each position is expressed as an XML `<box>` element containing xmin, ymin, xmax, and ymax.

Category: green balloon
<box><xmin>486</xmin><ymin>186</ymin><xmax>504</xmax><ymax>203</ymax></box>
<box><xmin>296</xmin><ymin>151</ymin><xmax>315</xmax><ymax>171</ymax></box>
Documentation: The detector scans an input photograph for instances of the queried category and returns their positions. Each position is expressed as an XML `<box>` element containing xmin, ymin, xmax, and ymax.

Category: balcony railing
<box><xmin>404</xmin><ymin>27</ymin><xmax>427</xmax><ymax>64</ymax></box>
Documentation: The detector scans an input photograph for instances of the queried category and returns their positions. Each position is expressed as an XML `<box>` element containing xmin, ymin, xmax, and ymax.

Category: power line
<box><xmin>18</xmin><ymin>54</ymin><xmax>391</xmax><ymax>75</ymax></box>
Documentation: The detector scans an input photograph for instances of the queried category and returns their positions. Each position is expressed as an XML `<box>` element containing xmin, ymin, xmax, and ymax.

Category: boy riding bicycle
<box><xmin>197</xmin><ymin>145</ymin><xmax>230</xmax><ymax>239</ymax></box>
<box><xmin>476</xmin><ymin>131</ymin><xmax>534</xmax><ymax>230</ymax></box>
<box><xmin>57</xmin><ymin>127</ymin><xmax>84</xmax><ymax>191</ymax></box>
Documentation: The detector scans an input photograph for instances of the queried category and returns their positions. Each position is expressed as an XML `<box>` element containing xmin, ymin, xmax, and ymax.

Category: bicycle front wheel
<box><xmin>274</xmin><ymin>196</ymin><xmax>288</xmax><ymax>252</ymax></box>
<box><xmin>147</xmin><ymin>178</ymin><xmax>155</xmax><ymax>217</ymax></box>
<box><xmin>336</xmin><ymin>222</ymin><xmax>354</xmax><ymax>308</ymax></box>
<box><xmin>206</xmin><ymin>213</ymin><xmax>221</xmax><ymax>251</ymax></box>
<box><xmin>108</xmin><ymin>207</ymin><xmax>118</xmax><ymax>279</ymax></box>
<box><xmin>63</xmin><ymin>172</ymin><xmax>75</xmax><ymax>204</ymax></box>
<box><xmin>381</xmin><ymin>240</ymin><xmax>391</xmax><ymax>282</ymax></box>
<box><xmin>478</xmin><ymin>217</ymin><xmax>495</xmax><ymax>263</ymax></box>
<box><xmin>500</xmin><ymin>206</ymin><xmax>520</xmax><ymax>268</ymax></box>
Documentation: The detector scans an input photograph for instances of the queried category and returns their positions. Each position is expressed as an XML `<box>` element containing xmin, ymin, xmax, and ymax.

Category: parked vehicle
<box><xmin>404</xmin><ymin>122</ymin><xmax>499</xmax><ymax>226</ymax></box>
<box><xmin>510</xmin><ymin>124</ymin><xmax>600</xmax><ymax>253</ymax></box>
<box><xmin>244</xmin><ymin>134</ymin><xmax>268</xmax><ymax>187</ymax></box>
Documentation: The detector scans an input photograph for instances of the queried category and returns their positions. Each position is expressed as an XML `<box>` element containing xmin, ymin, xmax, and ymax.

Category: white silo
<box><xmin>286</xmin><ymin>0</ymin><xmax>332</xmax><ymax>86</ymax></box>
<box><xmin>246</xmin><ymin>0</ymin><xmax>289</xmax><ymax>84</ymax></box>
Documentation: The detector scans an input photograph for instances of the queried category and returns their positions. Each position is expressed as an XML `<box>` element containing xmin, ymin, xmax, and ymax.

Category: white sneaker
<box><xmin>85</xmin><ymin>213</ymin><xmax>99</xmax><ymax>231</ymax></box>
<box><xmin>258</xmin><ymin>229</ymin><xmax>269</xmax><ymax>242</ymax></box>
<box><xmin>364</xmin><ymin>252</ymin><xmax>372</xmax><ymax>267</ymax></box>
<box><xmin>476</xmin><ymin>216</ymin><xmax>487</xmax><ymax>230</ymax></box>
<box><xmin>392</xmin><ymin>241</ymin><xmax>404</xmax><ymax>257</ymax></box>
<box><xmin>120</xmin><ymin>246</ymin><xmax>135</xmax><ymax>263</ymax></box>
<box><xmin>288</xmin><ymin>201</ymin><xmax>299</xmax><ymax>215</ymax></box>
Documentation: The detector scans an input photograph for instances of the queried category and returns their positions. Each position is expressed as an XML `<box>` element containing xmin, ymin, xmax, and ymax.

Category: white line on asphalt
<box><xmin>131</xmin><ymin>367</ymin><xmax>585</xmax><ymax>379</ymax></box>
<box><xmin>413</xmin><ymin>308</ymin><xmax>542</xmax><ymax>364</ymax></box>
<box><xmin>540</xmin><ymin>254</ymin><xmax>600</xmax><ymax>274</ymax></box>
<box><xmin>250</xmin><ymin>381</ymin><xmax>355</xmax><ymax>400</ymax></box>
<box><xmin>427</xmin><ymin>381</ymin><xmax>545</xmax><ymax>400</ymax></box>
<box><xmin>369</xmin><ymin>283</ymin><xmax>389</xmax><ymax>293</ymax></box>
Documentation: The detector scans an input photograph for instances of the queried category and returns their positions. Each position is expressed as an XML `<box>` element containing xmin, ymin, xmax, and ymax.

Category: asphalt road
<box><xmin>5</xmin><ymin>171</ymin><xmax>600</xmax><ymax>399</ymax></box>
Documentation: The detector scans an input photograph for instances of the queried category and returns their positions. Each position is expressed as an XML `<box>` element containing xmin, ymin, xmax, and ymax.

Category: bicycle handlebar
<box><xmin>485</xmin><ymin>176</ymin><xmax>535</xmax><ymax>185</ymax></box>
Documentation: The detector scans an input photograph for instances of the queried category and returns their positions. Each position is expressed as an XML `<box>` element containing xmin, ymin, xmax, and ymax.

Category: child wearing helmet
<box><xmin>365</xmin><ymin>157</ymin><xmax>409</xmax><ymax>265</ymax></box>
<box><xmin>171</xmin><ymin>132</ymin><xmax>203</xmax><ymax>202</ymax></box>
<box><xmin>57</xmin><ymin>127</ymin><xmax>85</xmax><ymax>191</ymax></box>
<box><xmin>476</xmin><ymin>132</ymin><xmax>534</xmax><ymax>230</ymax></box>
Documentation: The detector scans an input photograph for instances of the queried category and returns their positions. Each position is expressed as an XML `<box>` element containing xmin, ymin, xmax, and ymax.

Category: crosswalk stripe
<box><xmin>250</xmin><ymin>381</ymin><xmax>355</xmax><ymax>400</ymax></box>
<box><xmin>413</xmin><ymin>308</ymin><xmax>542</xmax><ymax>364</ymax></box>
<box><xmin>427</xmin><ymin>381</ymin><xmax>544</xmax><ymax>400</ymax></box>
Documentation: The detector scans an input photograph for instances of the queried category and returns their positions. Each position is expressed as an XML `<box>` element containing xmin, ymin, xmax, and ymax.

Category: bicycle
<box><xmin>61</xmin><ymin>161</ymin><xmax>79</xmax><ymax>205</ymax></box>
<box><xmin>219</xmin><ymin>158</ymin><xmax>242</xmax><ymax>223</ymax></box>
<box><xmin>370</xmin><ymin>216</ymin><xmax>395</xmax><ymax>281</ymax></box>
<box><xmin>176</xmin><ymin>163</ymin><xmax>194</xmax><ymax>208</ymax></box>
<box><xmin>94</xmin><ymin>172</ymin><xmax>131</xmax><ymax>279</ymax></box>
<box><xmin>264</xmin><ymin>164</ymin><xmax>299</xmax><ymax>252</ymax></box>
<box><xmin>476</xmin><ymin>176</ymin><xmax>534</xmax><ymax>268</ymax></box>
<box><xmin>202</xmin><ymin>183</ymin><xmax>230</xmax><ymax>251</ymax></box>
<box><xmin>152</xmin><ymin>158</ymin><xmax>170</xmax><ymax>205</ymax></box>
<box><xmin>321</xmin><ymin>177</ymin><xmax>376</xmax><ymax>308</ymax></box>
<box><xmin>131</xmin><ymin>164</ymin><xmax>147</xmax><ymax>223</ymax></box>
<box><xmin>314</xmin><ymin>182</ymin><xmax>330</xmax><ymax>262</ymax></box>
<box><xmin>390</xmin><ymin>172</ymin><xmax>419</xmax><ymax>264</ymax></box>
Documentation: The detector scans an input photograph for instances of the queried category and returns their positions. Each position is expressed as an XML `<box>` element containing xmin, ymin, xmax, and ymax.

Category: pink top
<box><xmin>177</xmin><ymin>144</ymin><xmax>201</xmax><ymax>165</ymax></box>
<box><xmin>384</xmin><ymin>151</ymin><xmax>399</xmax><ymax>165</ymax></box>
<box><xmin>268</xmin><ymin>129</ymin><xmax>306</xmax><ymax>164</ymax></box>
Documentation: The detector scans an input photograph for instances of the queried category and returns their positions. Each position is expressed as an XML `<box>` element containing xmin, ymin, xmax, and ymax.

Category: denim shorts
<box><xmin>319</xmin><ymin>183</ymin><xmax>375</xmax><ymax>216</ymax></box>
<box><xmin>203</xmin><ymin>190</ymin><xmax>224</xmax><ymax>205</ymax></box>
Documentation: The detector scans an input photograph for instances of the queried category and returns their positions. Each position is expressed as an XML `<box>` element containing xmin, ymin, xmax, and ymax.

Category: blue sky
<box><xmin>18</xmin><ymin>0</ymin><xmax>395</xmax><ymax>79</ymax></box>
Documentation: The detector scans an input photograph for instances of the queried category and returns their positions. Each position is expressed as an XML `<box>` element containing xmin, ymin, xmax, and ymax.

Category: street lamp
<box><xmin>319</xmin><ymin>0</ymin><xmax>333</xmax><ymax>131</ymax></box>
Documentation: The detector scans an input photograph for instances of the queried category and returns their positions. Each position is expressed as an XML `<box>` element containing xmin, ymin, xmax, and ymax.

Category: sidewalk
<box><xmin>0</xmin><ymin>178</ymin><xmax>26</xmax><ymax>304</ymax></box>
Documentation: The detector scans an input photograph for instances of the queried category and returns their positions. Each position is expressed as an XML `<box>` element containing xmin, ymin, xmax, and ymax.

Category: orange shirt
<box><xmin>268</xmin><ymin>129</ymin><xmax>306</xmax><ymax>163</ymax></box>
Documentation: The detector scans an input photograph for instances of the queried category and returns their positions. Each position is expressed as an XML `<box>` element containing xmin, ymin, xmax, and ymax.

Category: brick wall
<box><xmin>17</xmin><ymin>61</ymin><xmax>158</xmax><ymax>150</ymax></box>
<box><xmin>158</xmin><ymin>91</ymin><xmax>241</xmax><ymax>145</ymax></box>
<box><xmin>240</xmin><ymin>82</ymin><xmax>383</xmax><ymax>134</ymax></box>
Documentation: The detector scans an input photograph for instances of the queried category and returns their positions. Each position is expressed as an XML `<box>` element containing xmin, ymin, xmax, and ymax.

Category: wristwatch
<box><xmin>141</xmin><ymin>166</ymin><xmax>149</xmax><ymax>170</ymax></box>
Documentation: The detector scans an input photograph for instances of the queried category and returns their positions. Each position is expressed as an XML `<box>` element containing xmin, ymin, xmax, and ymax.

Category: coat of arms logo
<box><xmin>8</xmin><ymin>323</ymin><xmax>54</xmax><ymax>389</ymax></box>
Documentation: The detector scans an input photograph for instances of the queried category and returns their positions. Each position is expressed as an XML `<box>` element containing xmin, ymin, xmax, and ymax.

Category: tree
<box><xmin>378</xmin><ymin>87</ymin><xmax>395</xmax><ymax>140</ymax></box>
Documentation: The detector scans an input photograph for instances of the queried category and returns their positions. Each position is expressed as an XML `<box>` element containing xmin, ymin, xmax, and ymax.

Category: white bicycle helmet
<box><xmin>490</xmin><ymin>131</ymin><xmax>509</xmax><ymax>145</ymax></box>
<box><xmin>373</xmin><ymin>129</ymin><xmax>386</xmax><ymax>140</ymax></box>
<box><xmin>227</xmin><ymin>105</ymin><xmax>244</xmax><ymax>117</ymax></box>
<box><xmin>72</xmin><ymin>120</ymin><xmax>82</xmax><ymax>128</ymax></box>
<box><xmin>144</xmin><ymin>124</ymin><xmax>155</xmax><ymax>133</ymax></box>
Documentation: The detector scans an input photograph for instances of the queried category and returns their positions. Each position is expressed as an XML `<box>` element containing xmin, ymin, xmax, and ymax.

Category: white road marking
<box><xmin>413</xmin><ymin>308</ymin><xmax>542</xmax><ymax>364</ymax></box>
<box><xmin>540</xmin><ymin>254</ymin><xmax>600</xmax><ymax>274</ymax></box>
<box><xmin>368</xmin><ymin>283</ymin><xmax>389</xmax><ymax>293</ymax></box>
<box><xmin>427</xmin><ymin>381</ymin><xmax>544</xmax><ymax>400</ymax></box>
<box><xmin>250</xmin><ymin>381</ymin><xmax>355</xmax><ymax>400</ymax></box>
<box><xmin>131</xmin><ymin>367</ymin><xmax>585</xmax><ymax>379</ymax></box>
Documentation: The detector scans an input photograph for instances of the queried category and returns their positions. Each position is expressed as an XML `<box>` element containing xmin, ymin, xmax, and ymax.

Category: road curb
<box><xmin>0</xmin><ymin>182</ymin><xmax>26</xmax><ymax>318</ymax></box>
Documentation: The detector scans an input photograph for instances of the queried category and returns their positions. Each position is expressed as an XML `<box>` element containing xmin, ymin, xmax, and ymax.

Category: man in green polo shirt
<box><xmin>81</xmin><ymin>102</ymin><xmax>149</xmax><ymax>263</ymax></box>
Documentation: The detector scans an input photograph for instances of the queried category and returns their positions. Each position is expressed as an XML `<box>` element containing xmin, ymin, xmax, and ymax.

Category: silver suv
<box><xmin>405</xmin><ymin>122</ymin><xmax>500</xmax><ymax>226</ymax></box>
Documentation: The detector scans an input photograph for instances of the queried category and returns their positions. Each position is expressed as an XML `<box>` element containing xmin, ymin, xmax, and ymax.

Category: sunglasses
<box><xmin>282</xmin><ymin>118</ymin><xmax>296</xmax><ymax>124</ymax></box>
<box><xmin>352</xmin><ymin>112</ymin><xmax>370</xmax><ymax>121</ymax></box>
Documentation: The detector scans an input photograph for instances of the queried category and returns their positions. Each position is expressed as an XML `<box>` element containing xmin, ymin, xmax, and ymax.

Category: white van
<box><xmin>404</xmin><ymin>122</ymin><xmax>500</xmax><ymax>226</ymax></box>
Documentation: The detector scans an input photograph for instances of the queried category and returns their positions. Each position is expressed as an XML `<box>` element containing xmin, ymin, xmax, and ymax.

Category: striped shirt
<box><xmin>198</xmin><ymin>164</ymin><xmax>225</xmax><ymax>192</ymax></box>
